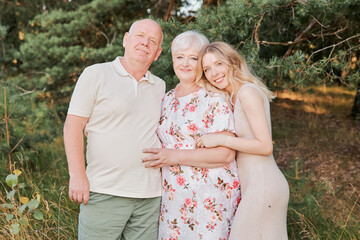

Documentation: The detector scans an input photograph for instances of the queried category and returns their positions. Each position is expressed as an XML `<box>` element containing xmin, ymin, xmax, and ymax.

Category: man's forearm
<box><xmin>63</xmin><ymin>114</ymin><xmax>90</xmax><ymax>204</ymax></box>
<box><xmin>63</xmin><ymin>115</ymin><xmax>89</xmax><ymax>176</ymax></box>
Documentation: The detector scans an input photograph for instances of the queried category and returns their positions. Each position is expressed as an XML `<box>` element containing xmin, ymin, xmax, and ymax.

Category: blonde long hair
<box><xmin>196</xmin><ymin>42</ymin><xmax>275</xmax><ymax>105</ymax></box>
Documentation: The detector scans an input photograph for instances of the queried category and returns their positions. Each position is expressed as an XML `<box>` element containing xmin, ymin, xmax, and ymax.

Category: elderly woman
<box><xmin>143</xmin><ymin>32</ymin><xmax>241</xmax><ymax>239</ymax></box>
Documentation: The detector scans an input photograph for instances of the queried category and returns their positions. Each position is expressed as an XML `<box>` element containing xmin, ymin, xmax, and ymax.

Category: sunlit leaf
<box><xmin>6</xmin><ymin>174</ymin><xmax>18</xmax><ymax>187</ymax></box>
<box><xmin>28</xmin><ymin>199</ymin><xmax>39</xmax><ymax>212</ymax></box>
<box><xmin>18</xmin><ymin>31</ymin><xmax>24</xmax><ymax>40</ymax></box>
<box><xmin>81</xmin><ymin>52</ymin><xmax>85</xmax><ymax>61</ymax></box>
<box><xmin>33</xmin><ymin>210</ymin><xmax>43</xmax><ymax>220</ymax></box>
<box><xmin>20</xmin><ymin>197</ymin><xmax>29</xmax><ymax>205</ymax></box>
<box><xmin>11</xmin><ymin>223</ymin><xmax>20</xmax><ymax>235</ymax></box>
<box><xmin>36</xmin><ymin>192</ymin><xmax>41</xmax><ymax>203</ymax></box>
<box><xmin>1</xmin><ymin>204</ymin><xmax>13</xmax><ymax>209</ymax></box>
<box><xmin>7</xmin><ymin>190</ymin><xmax>15</xmax><ymax>200</ymax></box>
<box><xmin>6</xmin><ymin>214</ymin><xmax>13</xmax><ymax>222</ymax></box>
<box><xmin>19</xmin><ymin>204</ymin><xmax>27</xmax><ymax>214</ymax></box>
<box><xmin>13</xmin><ymin>169</ymin><xmax>22</xmax><ymax>176</ymax></box>
<box><xmin>19</xmin><ymin>217</ymin><xmax>28</xmax><ymax>227</ymax></box>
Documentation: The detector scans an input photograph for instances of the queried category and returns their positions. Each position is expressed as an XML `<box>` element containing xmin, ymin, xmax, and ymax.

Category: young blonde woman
<box><xmin>195</xmin><ymin>42</ymin><xmax>289</xmax><ymax>240</ymax></box>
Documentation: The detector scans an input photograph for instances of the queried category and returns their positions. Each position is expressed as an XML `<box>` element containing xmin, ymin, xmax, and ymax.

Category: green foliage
<box><xmin>0</xmin><ymin>164</ymin><xmax>78</xmax><ymax>239</ymax></box>
<box><xmin>18</xmin><ymin>0</ymin><xmax>131</xmax><ymax>108</ymax></box>
<box><xmin>0</xmin><ymin>0</ymin><xmax>90</xmax><ymax>77</ymax></box>
<box><xmin>6</xmin><ymin>174</ymin><xmax>18</xmax><ymax>187</ymax></box>
<box><xmin>148</xmin><ymin>0</ymin><xmax>360</xmax><ymax>95</ymax></box>
<box><xmin>0</xmin><ymin>25</ymin><xmax>8</xmax><ymax>39</ymax></box>
<box><xmin>1</xmin><ymin>170</ymin><xmax>43</xmax><ymax>238</ymax></box>
<box><xmin>8</xmin><ymin>0</ymin><xmax>359</xmax><ymax>117</ymax></box>
<box><xmin>351</xmin><ymin>83</ymin><xmax>360</xmax><ymax>120</ymax></box>
<box><xmin>0</xmin><ymin>84</ymin><xmax>64</xmax><ymax>174</ymax></box>
<box><xmin>285</xmin><ymin>161</ymin><xmax>359</xmax><ymax>239</ymax></box>
<box><xmin>0</xmin><ymin>1</ymin><xmax>359</xmax><ymax>239</ymax></box>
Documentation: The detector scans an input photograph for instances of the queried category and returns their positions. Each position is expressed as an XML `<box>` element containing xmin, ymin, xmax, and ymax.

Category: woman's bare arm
<box><xmin>142</xmin><ymin>131</ymin><xmax>235</xmax><ymax>168</ymax></box>
<box><xmin>196</xmin><ymin>87</ymin><xmax>273</xmax><ymax>156</ymax></box>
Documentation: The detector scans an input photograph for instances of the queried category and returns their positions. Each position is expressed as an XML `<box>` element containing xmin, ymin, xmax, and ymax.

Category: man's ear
<box><xmin>122</xmin><ymin>32</ymin><xmax>129</xmax><ymax>48</ymax></box>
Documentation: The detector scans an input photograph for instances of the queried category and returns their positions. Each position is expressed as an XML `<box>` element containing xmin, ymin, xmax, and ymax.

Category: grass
<box><xmin>0</xmin><ymin>85</ymin><xmax>359</xmax><ymax>239</ymax></box>
<box><xmin>0</xmin><ymin>152</ymin><xmax>79</xmax><ymax>240</ymax></box>
<box><xmin>272</xmin><ymin>85</ymin><xmax>360</xmax><ymax>239</ymax></box>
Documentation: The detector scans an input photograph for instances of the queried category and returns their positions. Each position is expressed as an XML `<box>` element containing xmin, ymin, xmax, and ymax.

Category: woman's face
<box><xmin>172</xmin><ymin>48</ymin><xmax>199</xmax><ymax>83</ymax></box>
<box><xmin>202</xmin><ymin>53</ymin><xmax>230</xmax><ymax>90</ymax></box>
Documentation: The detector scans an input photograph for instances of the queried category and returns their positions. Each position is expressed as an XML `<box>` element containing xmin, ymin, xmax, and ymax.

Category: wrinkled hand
<box><xmin>142</xmin><ymin>148</ymin><xmax>178</xmax><ymax>168</ymax></box>
<box><xmin>69</xmin><ymin>173</ymin><xmax>90</xmax><ymax>205</ymax></box>
<box><xmin>195</xmin><ymin>133</ymin><xmax>221</xmax><ymax>148</ymax></box>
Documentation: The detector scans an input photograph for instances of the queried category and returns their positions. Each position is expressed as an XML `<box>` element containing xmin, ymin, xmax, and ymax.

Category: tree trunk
<box><xmin>351</xmin><ymin>82</ymin><xmax>360</xmax><ymax>120</ymax></box>
<box><xmin>163</xmin><ymin>0</ymin><xmax>175</xmax><ymax>22</ymax></box>
<box><xmin>203</xmin><ymin>0</ymin><xmax>222</xmax><ymax>7</ymax></box>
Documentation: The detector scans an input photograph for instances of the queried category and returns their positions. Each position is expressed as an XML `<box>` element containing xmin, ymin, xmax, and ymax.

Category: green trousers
<box><xmin>78</xmin><ymin>192</ymin><xmax>161</xmax><ymax>240</ymax></box>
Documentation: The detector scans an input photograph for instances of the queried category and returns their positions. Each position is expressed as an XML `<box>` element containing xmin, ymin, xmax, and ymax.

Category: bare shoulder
<box><xmin>237</xmin><ymin>85</ymin><xmax>264</xmax><ymax>106</ymax></box>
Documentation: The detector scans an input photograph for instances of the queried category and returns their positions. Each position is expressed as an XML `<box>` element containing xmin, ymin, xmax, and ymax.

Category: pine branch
<box><xmin>254</xmin><ymin>13</ymin><xmax>266</xmax><ymax>49</ymax></box>
<box><xmin>283</xmin><ymin>18</ymin><xmax>317</xmax><ymax>58</ymax></box>
<box><xmin>307</xmin><ymin>33</ymin><xmax>360</xmax><ymax>63</ymax></box>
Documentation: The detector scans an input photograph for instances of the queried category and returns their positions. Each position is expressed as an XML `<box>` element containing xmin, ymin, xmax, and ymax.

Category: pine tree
<box><xmin>157</xmin><ymin>0</ymin><xmax>360</xmax><ymax>117</ymax></box>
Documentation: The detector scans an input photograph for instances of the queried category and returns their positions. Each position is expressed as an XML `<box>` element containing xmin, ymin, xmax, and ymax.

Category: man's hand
<box><xmin>142</xmin><ymin>148</ymin><xmax>178</xmax><ymax>168</ymax></box>
<box><xmin>69</xmin><ymin>173</ymin><xmax>90</xmax><ymax>205</ymax></box>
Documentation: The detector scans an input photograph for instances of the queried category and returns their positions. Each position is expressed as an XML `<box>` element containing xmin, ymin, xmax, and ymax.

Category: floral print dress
<box><xmin>157</xmin><ymin>88</ymin><xmax>241</xmax><ymax>240</ymax></box>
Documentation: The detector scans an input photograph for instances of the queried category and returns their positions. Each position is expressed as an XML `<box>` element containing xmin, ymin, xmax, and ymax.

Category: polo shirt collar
<box><xmin>112</xmin><ymin>56</ymin><xmax>155</xmax><ymax>84</ymax></box>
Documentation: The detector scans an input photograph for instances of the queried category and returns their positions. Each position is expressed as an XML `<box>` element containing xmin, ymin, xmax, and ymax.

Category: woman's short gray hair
<box><xmin>171</xmin><ymin>31</ymin><xmax>209</xmax><ymax>55</ymax></box>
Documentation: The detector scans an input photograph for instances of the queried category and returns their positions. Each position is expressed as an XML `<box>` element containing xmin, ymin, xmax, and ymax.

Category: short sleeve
<box><xmin>67</xmin><ymin>66</ymin><xmax>98</xmax><ymax>118</ymax></box>
<box><xmin>202</xmin><ymin>94</ymin><xmax>235</xmax><ymax>134</ymax></box>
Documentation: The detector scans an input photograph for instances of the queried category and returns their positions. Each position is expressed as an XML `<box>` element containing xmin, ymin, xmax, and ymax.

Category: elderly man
<box><xmin>63</xmin><ymin>19</ymin><xmax>165</xmax><ymax>240</ymax></box>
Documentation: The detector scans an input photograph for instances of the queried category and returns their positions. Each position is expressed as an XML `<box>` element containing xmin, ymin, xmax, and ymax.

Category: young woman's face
<box><xmin>202</xmin><ymin>53</ymin><xmax>230</xmax><ymax>90</ymax></box>
<box><xmin>172</xmin><ymin>47</ymin><xmax>199</xmax><ymax>83</ymax></box>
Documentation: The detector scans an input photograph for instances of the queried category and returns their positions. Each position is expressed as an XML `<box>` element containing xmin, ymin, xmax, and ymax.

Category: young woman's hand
<box><xmin>195</xmin><ymin>133</ymin><xmax>223</xmax><ymax>148</ymax></box>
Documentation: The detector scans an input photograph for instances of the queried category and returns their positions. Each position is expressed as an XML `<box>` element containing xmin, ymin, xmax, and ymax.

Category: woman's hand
<box><xmin>142</xmin><ymin>148</ymin><xmax>179</xmax><ymax>168</ymax></box>
<box><xmin>195</xmin><ymin>133</ymin><xmax>223</xmax><ymax>148</ymax></box>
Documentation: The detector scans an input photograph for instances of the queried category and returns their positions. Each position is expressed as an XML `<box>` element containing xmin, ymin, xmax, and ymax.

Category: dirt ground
<box><xmin>271</xmin><ymin>86</ymin><xmax>360</xmax><ymax>229</ymax></box>
<box><xmin>272</xmin><ymin>98</ymin><xmax>360</xmax><ymax>190</ymax></box>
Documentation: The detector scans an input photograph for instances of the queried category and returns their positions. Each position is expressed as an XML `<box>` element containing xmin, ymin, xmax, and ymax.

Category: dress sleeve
<box><xmin>202</xmin><ymin>94</ymin><xmax>235</xmax><ymax>134</ymax></box>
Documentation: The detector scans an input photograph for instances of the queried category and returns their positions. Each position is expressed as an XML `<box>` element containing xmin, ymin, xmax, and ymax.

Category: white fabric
<box><xmin>157</xmin><ymin>88</ymin><xmax>241</xmax><ymax>239</ymax></box>
<box><xmin>67</xmin><ymin>57</ymin><xmax>165</xmax><ymax>198</ymax></box>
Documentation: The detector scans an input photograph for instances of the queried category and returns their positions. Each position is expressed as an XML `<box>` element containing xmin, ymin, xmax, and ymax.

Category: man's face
<box><xmin>123</xmin><ymin>20</ymin><xmax>163</xmax><ymax>66</ymax></box>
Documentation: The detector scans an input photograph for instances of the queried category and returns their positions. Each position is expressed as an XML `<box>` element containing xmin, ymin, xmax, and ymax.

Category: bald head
<box><xmin>121</xmin><ymin>18</ymin><xmax>163</xmax><ymax>79</ymax></box>
<box><xmin>129</xmin><ymin>19</ymin><xmax>163</xmax><ymax>46</ymax></box>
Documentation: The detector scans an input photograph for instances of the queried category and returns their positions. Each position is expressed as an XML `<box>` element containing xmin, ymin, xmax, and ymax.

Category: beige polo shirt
<box><xmin>67</xmin><ymin>57</ymin><xmax>165</xmax><ymax>198</ymax></box>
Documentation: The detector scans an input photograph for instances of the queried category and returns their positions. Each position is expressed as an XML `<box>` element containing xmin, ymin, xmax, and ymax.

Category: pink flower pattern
<box><xmin>157</xmin><ymin>88</ymin><xmax>241</xmax><ymax>239</ymax></box>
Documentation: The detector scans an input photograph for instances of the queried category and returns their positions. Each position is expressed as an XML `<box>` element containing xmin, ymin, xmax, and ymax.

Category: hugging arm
<box><xmin>196</xmin><ymin>87</ymin><xmax>273</xmax><ymax>156</ymax></box>
<box><xmin>142</xmin><ymin>131</ymin><xmax>235</xmax><ymax>169</ymax></box>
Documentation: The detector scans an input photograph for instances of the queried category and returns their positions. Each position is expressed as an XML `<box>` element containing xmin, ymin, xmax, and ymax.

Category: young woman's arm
<box><xmin>142</xmin><ymin>131</ymin><xmax>235</xmax><ymax>169</ymax></box>
<box><xmin>196</xmin><ymin>87</ymin><xmax>273</xmax><ymax>156</ymax></box>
